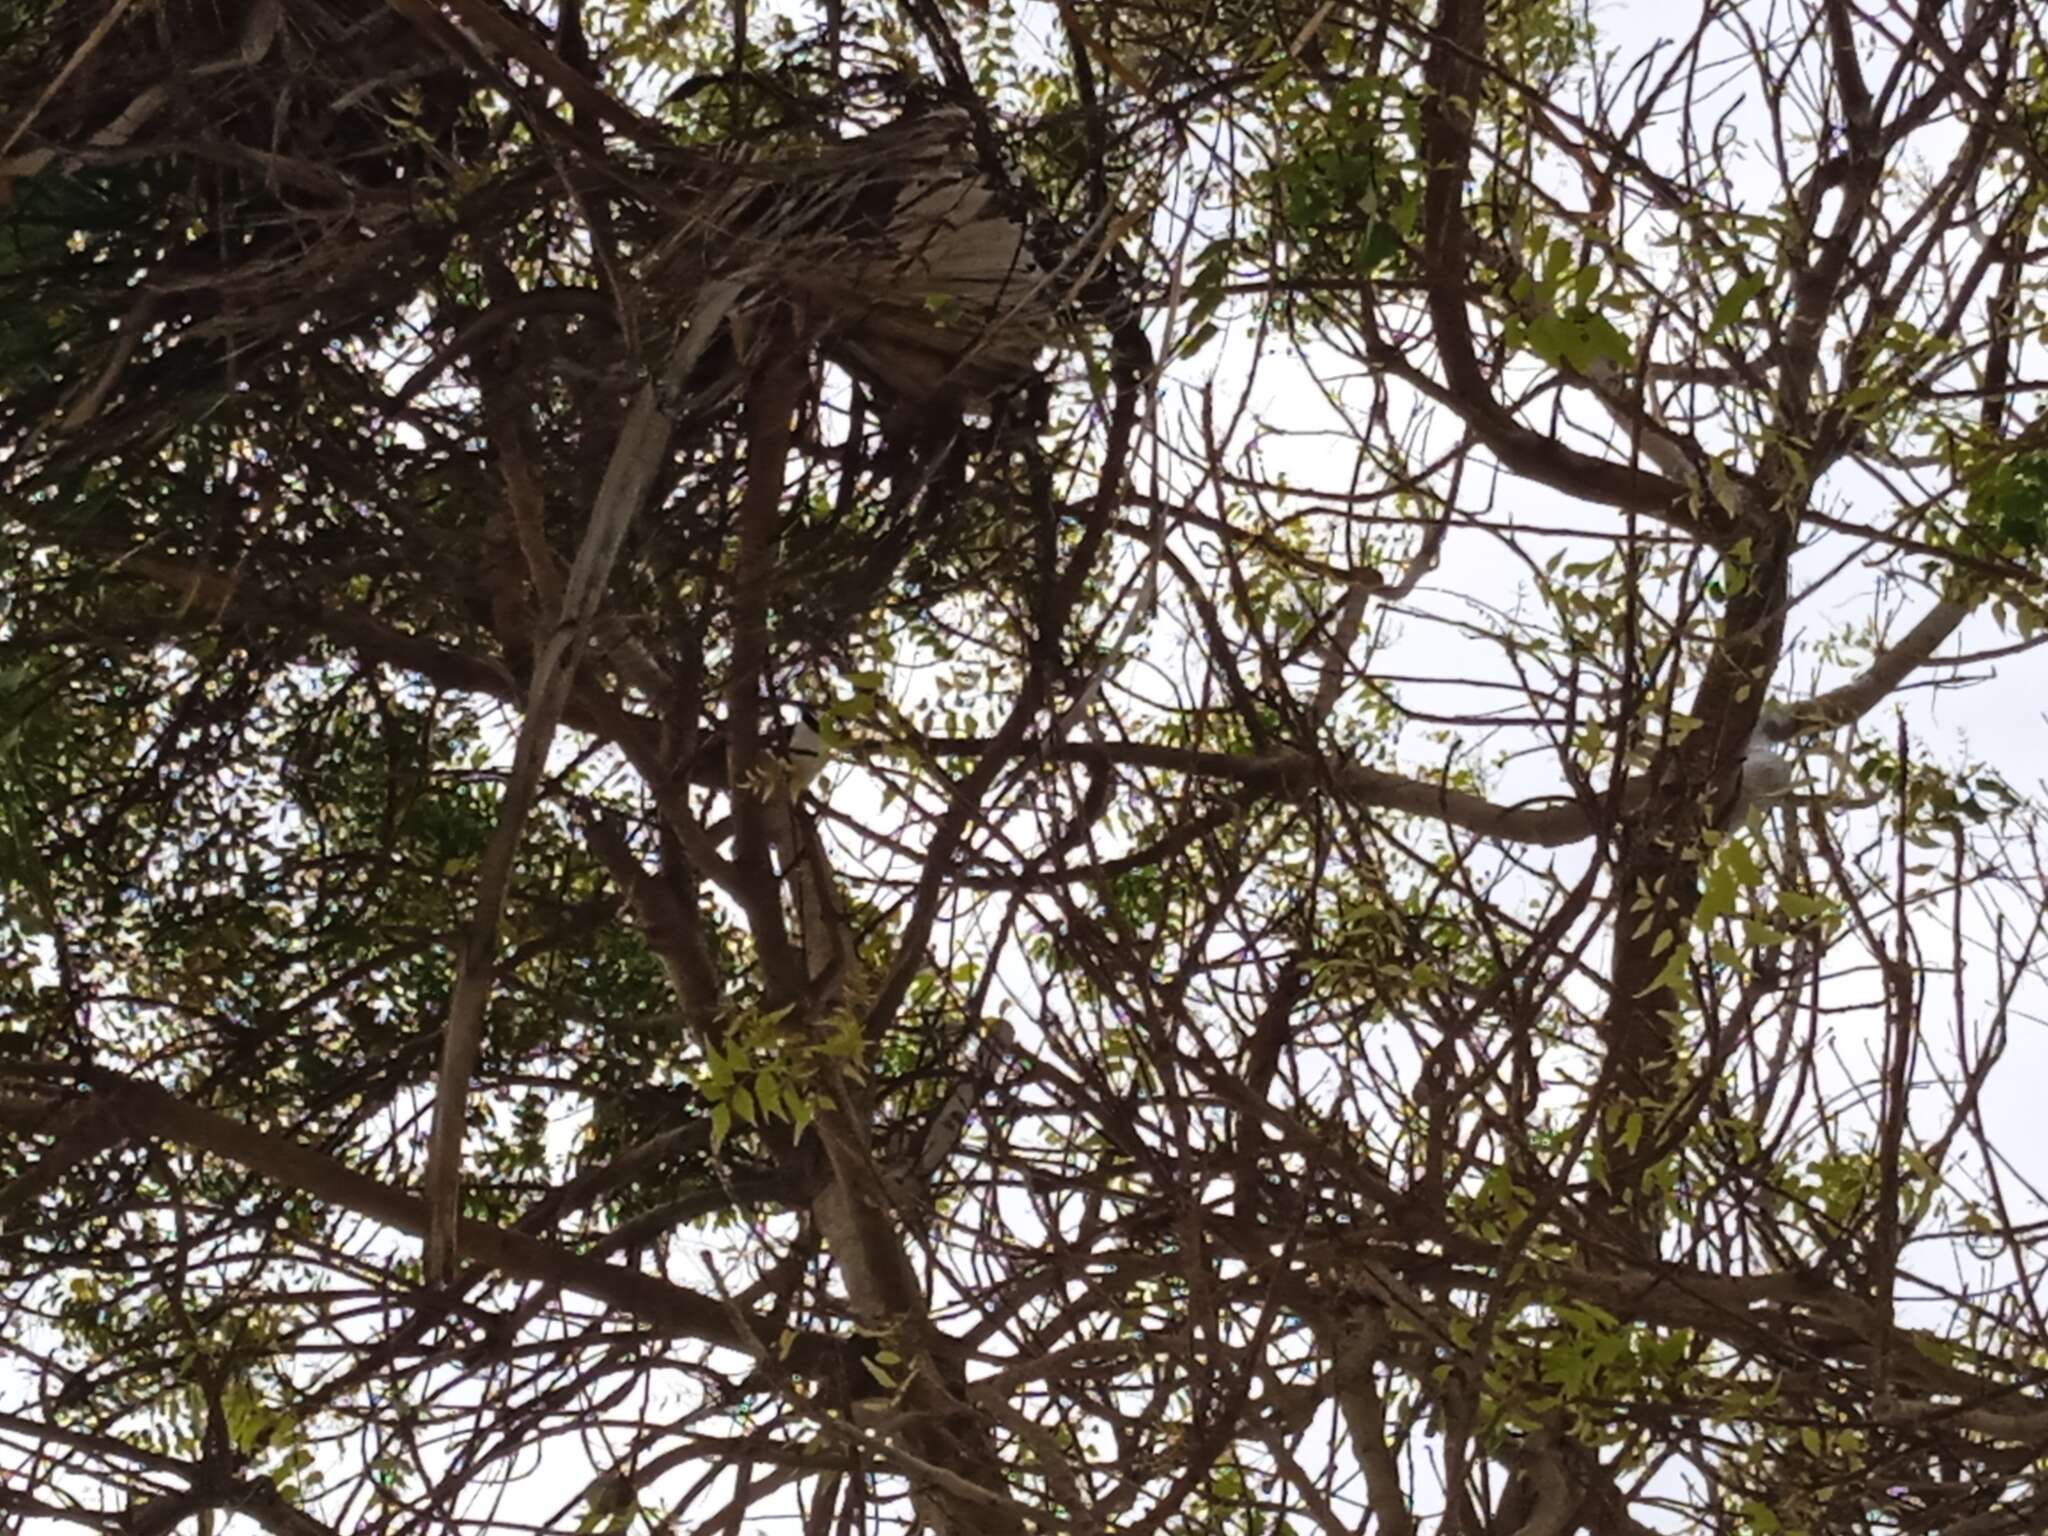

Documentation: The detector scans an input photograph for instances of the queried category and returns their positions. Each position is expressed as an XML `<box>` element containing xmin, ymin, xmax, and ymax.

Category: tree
<box><xmin>3</xmin><ymin>0</ymin><xmax>2047</xmax><ymax>1531</ymax></box>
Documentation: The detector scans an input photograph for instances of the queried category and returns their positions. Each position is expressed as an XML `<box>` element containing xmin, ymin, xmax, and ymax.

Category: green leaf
<box><xmin>1177</xmin><ymin>321</ymin><xmax>1220</xmax><ymax>360</ymax></box>
<box><xmin>1694</xmin><ymin>863</ymin><xmax>1737</xmax><ymax>927</ymax></box>
<box><xmin>1776</xmin><ymin>890</ymin><xmax>1828</xmax><ymax>921</ymax></box>
<box><xmin>1639</xmin><ymin>938</ymin><xmax>1692</xmax><ymax>998</ymax></box>
<box><xmin>1709</xmin><ymin>273</ymin><xmax>1768</xmax><ymax>338</ymax></box>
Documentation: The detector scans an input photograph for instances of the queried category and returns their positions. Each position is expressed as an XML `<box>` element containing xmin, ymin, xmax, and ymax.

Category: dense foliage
<box><xmin>3</xmin><ymin>0</ymin><xmax>2047</xmax><ymax>1532</ymax></box>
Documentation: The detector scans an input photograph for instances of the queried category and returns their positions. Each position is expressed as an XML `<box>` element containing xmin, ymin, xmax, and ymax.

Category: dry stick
<box><xmin>56</xmin><ymin>291</ymin><xmax>160</xmax><ymax>432</ymax></box>
<box><xmin>722</xmin><ymin>337</ymin><xmax>808</xmax><ymax>985</ymax></box>
<box><xmin>0</xmin><ymin>0</ymin><xmax>138</xmax><ymax>163</ymax></box>
<box><xmin>422</xmin><ymin>377</ymin><xmax>674</xmax><ymax>1284</ymax></box>
<box><xmin>381</xmin><ymin>0</ymin><xmax>653</xmax><ymax>147</ymax></box>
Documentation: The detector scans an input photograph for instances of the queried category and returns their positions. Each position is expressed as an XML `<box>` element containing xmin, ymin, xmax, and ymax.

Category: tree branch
<box><xmin>424</xmin><ymin>377</ymin><xmax>675</xmax><ymax>1283</ymax></box>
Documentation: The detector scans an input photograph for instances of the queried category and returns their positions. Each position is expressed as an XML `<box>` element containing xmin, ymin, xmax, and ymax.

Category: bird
<box><xmin>1714</xmin><ymin>732</ymin><xmax>1797</xmax><ymax>832</ymax></box>
<box><xmin>691</xmin><ymin>705</ymin><xmax>830</xmax><ymax>851</ymax></box>
<box><xmin>801</xmin><ymin>112</ymin><xmax>1051</xmax><ymax>407</ymax></box>
<box><xmin>681</xmin><ymin>703</ymin><xmax>831</xmax><ymax>802</ymax></box>
<box><xmin>664</xmin><ymin>108</ymin><xmax>1055</xmax><ymax>413</ymax></box>
<box><xmin>779</xmin><ymin>706</ymin><xmax>828</xmax><ymax>797</ymax></box>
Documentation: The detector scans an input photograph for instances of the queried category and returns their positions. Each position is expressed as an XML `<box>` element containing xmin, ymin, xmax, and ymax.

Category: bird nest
<box><xmin>0</xmin><ymin>0</ymin><xmax>1058</xmax><ymax>473</ymax></box>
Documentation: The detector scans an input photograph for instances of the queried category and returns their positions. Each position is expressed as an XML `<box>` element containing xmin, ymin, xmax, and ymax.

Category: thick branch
<box><xmin>10</xmin><ymin>1073</ymin><xmax>868</xmax><ymax>1376</ymax></box>
<box><xmin>1414</xmin><ymin>0</ymin><xmax>1709</xmax><ymax>536</ymax></box>
<box><xmin>424</xmin><ymin>377</ymin><xmax>675</xmax><ymax>1283</ymax></box>
<box><xmin>920</xmin><ymin>738</ymin><xmax>1618</xmax><ymax>847</ymax></box>
<box><xmin>1773</xmin><ymin>598</ymin><xmax>1974</xmax><ymax>738</ymax></box>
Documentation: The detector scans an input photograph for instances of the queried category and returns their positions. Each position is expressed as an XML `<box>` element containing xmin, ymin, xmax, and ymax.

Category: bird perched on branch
<box><xmin>797</xmin><ymin>110</ymin><xmax>1052</xmax><ymax>406</ymax></box>
<box><xmin>688</xmin><ymin>703</ymin><xmax>832</xmax><ymax>833</ymax></box>
<box><xmin>660</xmin><ymin>107</ymin><xmax>1057</xmax><ymax>412</ymax></box>
<box><xmin>778</xmin><ymin>705</ymin><xmax>828</xmax><ymax>797</ymax></box>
